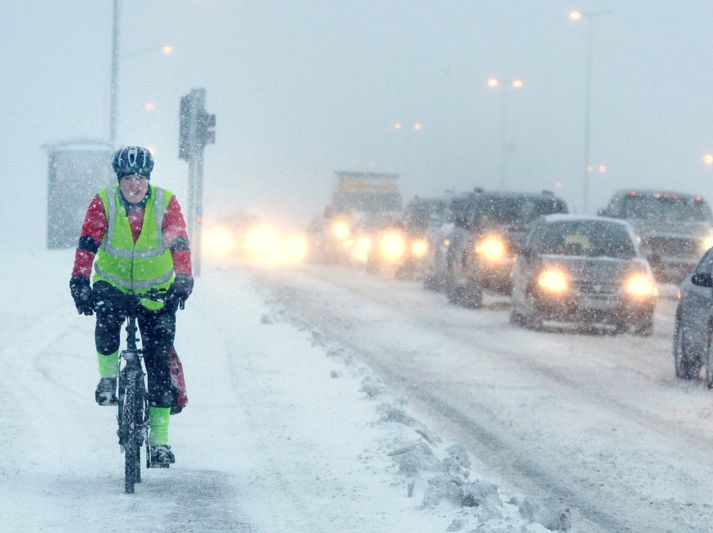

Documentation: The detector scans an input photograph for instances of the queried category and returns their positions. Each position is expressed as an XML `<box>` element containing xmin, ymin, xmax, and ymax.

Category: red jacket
<box><xmin>71</xmin><ymin>187</ymin><xmax>193</xmax><ymax>280</ymax></box>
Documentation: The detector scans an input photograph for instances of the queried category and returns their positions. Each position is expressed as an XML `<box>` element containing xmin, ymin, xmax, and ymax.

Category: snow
<box><xmin>0</xmin><ymin>246</ymin><xmax>557</xmax><ymax>532</ymax></box>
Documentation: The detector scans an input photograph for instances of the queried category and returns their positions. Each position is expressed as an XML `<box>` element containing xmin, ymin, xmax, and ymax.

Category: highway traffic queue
<box><xmin>202</xmin><ymin>170</ymin><xmax>713</xmax><ymax>386</ymax></box>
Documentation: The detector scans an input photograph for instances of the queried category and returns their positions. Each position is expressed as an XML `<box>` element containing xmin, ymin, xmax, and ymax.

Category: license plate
<box><xmin>581</xmin><ymin>295</ymin><xmax>616</xmax><ymax>309</ymax></box>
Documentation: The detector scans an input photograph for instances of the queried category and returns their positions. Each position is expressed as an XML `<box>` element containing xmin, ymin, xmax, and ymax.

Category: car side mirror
<box><xmin>692</xmin><ymin>272</ymin><xmax>713</xmax><ymax>287</ymax></box>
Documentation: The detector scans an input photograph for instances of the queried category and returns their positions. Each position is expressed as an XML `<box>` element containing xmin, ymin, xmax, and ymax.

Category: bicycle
<box><xmin>115</xmin><ymin>292</ymin><xmax>180</xmax><ymax>494</ymax></box>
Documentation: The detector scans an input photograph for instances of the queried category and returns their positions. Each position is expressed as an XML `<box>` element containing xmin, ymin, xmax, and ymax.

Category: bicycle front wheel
<box><xmin>120</xmin><ymin>373</ymin><xmax>143</xmax><ymax>494</ymax></box>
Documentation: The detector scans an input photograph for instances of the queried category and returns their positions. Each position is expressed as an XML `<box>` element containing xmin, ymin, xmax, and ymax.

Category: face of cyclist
<box><xmin>119</xmin><ymin>174</ymin><xmax>149</xmax><ymax>204</ymax></box>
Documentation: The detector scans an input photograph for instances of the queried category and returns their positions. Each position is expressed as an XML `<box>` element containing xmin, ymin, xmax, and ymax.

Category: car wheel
<box><xmin>630</xmin><ymin>315</ymin><xmax>653</xmax><ymax>337</ymax></box>
<box><xmin>446</xmin><ymin>282</ymin><xmax>463</xmax><ymax>305</ymax></box>
<box><xmin>674</xmin><ymin>319</ymin><xmax>699</xmax><ymax>380</ymax></box>
<box><xmin>509</xmin><ymin>307</ymin><xmax>525</xmax><ymax>327</ymax></box>
<box><xmin>705</xmin><ymin>333</ymin><xmax>713</xmax><ymax>389</ymax></box>
<box><xmin>423</xmin><ymin>274</ymin><xmax>439</xmax><ymax>291</ymax></box>
<box><xmin>461</xmin><ymin>284</ymin><xmax>483</xmax><ymax>309</ymax></box>
<box><xmin>523</xmin><ymin>291</ymin><xmax>543</xmax><ymax>330</ymax></box>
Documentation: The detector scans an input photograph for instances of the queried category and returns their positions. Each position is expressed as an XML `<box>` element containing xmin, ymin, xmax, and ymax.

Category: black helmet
<box><xmin>112</xmin><ymin>146</ymin><xmax>154</xmax><ymax>179</ymax></box>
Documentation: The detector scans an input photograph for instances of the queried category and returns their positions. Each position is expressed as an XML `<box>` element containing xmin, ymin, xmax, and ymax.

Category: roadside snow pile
<box><xmin>260</xmin><ymin>281</ymin><xmax>572</xmax><ymax>532</ymax></box>
<box><xmin>374</xmin><ymin>397</ymin><xmax>570</xmax><ymax>532</ymax></box>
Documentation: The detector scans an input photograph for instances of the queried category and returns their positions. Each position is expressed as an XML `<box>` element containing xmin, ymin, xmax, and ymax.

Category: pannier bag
<box><xmin>169</xmin><ymin>346</ymin><xmax>188</xmax><ymax>414</ymax></box>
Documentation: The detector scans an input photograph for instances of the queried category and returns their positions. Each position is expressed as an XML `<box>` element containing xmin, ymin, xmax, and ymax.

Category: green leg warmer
<box><xmin>97</xmin><ymin>351</ymin><xmax>119</xmax><ymax>378</ymax></box>
<box><xmin>149</xmin><ymin>407</ymin><xmax>171</xmax><ymax>446</ymax></box>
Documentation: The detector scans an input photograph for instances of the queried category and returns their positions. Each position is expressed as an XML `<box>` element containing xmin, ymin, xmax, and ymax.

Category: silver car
<box><xmin>510</xmin><ymin>215</ymin><xmax>657</xmax><ymax>335</ymax></box>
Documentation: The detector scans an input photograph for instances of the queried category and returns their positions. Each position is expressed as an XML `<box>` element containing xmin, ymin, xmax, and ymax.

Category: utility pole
<box><xmin>109</xmin><ymin>0</ymin><xmax>120</xmax><ymax>145</ymax></box>
<box><xmin>179</xmin><ymin>89</ymin><xmax>216</xmax><ymax>277</ymax></box>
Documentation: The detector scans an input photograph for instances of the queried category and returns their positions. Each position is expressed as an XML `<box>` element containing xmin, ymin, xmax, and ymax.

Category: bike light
<box><xmin>475</xmin><ymin>236</ymin><xmax>506</xmax><ymax>261</ymax></box>
<box><xmin>379</xmin><ymin>231</ymin><xmax>406</xmax><ymax>262</ymax></box>
<box><xmin>537</xmin><ymin>269</ymin><xmax>569</xmax><ymax>293</ymax></box>
<box><xmin>625</xmin><ymin>273</ymin><xmax>658</xmax><ymax>298</ymax></box>
<box><xmin>411</xmin><ymin>239</ymin><xmax>428</xmax><ymax>257</ymax></box>
<box><xmin>331</xmin><ymin>219</ymin><xmax>351</xmax><ymax>241</ymax></box>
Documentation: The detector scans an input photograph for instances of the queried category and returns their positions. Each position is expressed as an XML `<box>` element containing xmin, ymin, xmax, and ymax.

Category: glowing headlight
<box><xmin>283</xmin><ymin>234</ymin><xmax>309</xmax><ymax>264</ymax></box>
<box><xmin>352</xmin><ymin>236</ymin><xmax>373</xmax><ymax>263</ymax></box>
<box><xmin>537</xmin><ymin>269</ymin><xmax>569</xmax><ymax>293</ymax></box>
<box><xmin>245</xmin><ymin>224</ymin><xmax>279</xmax><ymax>259</ymax></box>
<box><xmin>411</xmin><ymin>239</ymin><xmax>428</xmax><ymax>257</ymax></box>
<box><xmin>475</xmin><ymin>236</ymin><xmax>506</xmax><ymax>261</ymax></box>
<box><xmin>701</xmin><ymin>235</ymin><xmax>713</xmax><ymax>253</ymax></box>
<box><xmin>625</xmin><ymin>273</ymin><xmax>658</xmax><ymax>298</ymax></box>
<box><xmin>379</xmin><ymin>231</ymin><xmax>406</xmax><ymax>262</ymax></box>
<box><xmin>204</xmin><ymin>225</ymin><xmax>235</xmax><ymax>257</ymax></box>
<box><xmin>331</xmin><ymin>220</ymin><xmax>351</xmax><ymax>241</ymax></box>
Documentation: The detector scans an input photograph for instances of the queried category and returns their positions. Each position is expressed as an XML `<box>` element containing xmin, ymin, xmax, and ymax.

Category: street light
<box><xmin>570</xmin><ymin>8</ymin><xmax>612</xmax><ymax>214</ymax></box>
<box><xmin>487</xmin><ymin>77</ymin><xmax>524</xmax><ymax>189</ymax></box>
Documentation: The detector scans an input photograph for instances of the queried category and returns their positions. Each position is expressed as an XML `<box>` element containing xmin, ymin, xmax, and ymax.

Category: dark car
<box><xmin>510</xmin><ymin>215</ymin><xmax>657</xmax><ymax>335</ymax></box>
<box><xmin>427</xmin><ymin>190</ymin><xmax>568</xmax><ymax>307</ymax></box>
<box><xmin>598</xmin><ymin>190</ymin><xmax>713</xmax><ymax>283</ymax></box>
<box><xmin>673</xmin><ymin>248</ymin><xmax>713</xmax><ymax>385</ymax></box>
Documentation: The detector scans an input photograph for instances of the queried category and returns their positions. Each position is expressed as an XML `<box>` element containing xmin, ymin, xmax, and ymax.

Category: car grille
<box><xmin>644</xmin><ymin>236</ymin><xmax>699</xmax><ymax>256</ymax></box>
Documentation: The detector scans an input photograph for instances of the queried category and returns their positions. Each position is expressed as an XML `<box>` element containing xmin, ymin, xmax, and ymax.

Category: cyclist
<box><xmin>69</xmin><ymin>146</ymin><xmax>193</xmax><ymax>466</ymax></box>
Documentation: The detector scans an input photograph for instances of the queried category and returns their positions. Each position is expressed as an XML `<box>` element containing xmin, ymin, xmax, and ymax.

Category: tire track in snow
<box><xmin>258</xmin><ymin>264</ymin><xmax>713</xmax><ymax>532</ymax></box>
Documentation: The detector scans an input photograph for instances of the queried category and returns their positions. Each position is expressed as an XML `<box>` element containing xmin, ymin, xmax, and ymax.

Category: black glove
<box><xmin>70</xmin><ymin>275</ymin><xmax>94</xmax><ymax>316</ymax></box>
<box><xmin>168</xmin><ymin>275</ymin><xmax>194</xmax><ymax>310</ymax></box>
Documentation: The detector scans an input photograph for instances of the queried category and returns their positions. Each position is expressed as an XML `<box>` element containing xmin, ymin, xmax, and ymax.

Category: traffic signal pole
<box><xmin>179</xmin><ymin>88</ymin><xmax>215</xmax><ymax>277</ymax></box>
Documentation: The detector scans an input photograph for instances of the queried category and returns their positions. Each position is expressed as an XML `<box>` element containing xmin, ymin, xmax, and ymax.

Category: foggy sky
<box><xmin>3</xmin><ymin>0</ymin><xmax>713</xmax><ymax>237</ymax></box>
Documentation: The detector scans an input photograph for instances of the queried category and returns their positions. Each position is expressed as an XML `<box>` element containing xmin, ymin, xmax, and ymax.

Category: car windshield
<box><xmin>537</xmin><ymin>220</ymin><xmax>636</xmax><ymax>259</ymax></box>
<box><xmin>621</xmin><ymin>195</ymin><xmax>712</xmax><ymax>222</ymax></box>
<box><xmin>475</xmin><ymin>196</ymin><xmax>567</xmax><ymax>226</ymax></box>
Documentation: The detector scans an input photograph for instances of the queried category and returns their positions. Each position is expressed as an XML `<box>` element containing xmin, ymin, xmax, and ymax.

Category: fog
<box><xmin>3</xmin><ymin>0</ymin><xmax>713</xmax><ymax>236</ymax></box>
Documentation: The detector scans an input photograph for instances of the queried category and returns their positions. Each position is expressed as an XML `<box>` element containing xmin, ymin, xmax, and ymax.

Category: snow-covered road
<box><xmin>7</xmin><ymin>245</ymin><xmax>712</xmax><ymax>532</ymax></box>
<box><xmin>258</xmin><ymin>263</ymin><xmax>713</xmax><ymax>532</ymax></box>
<box><xmin>5</xmin><ymin>249</ymin><xmax>556</xmax><ymax>532</ymax></box>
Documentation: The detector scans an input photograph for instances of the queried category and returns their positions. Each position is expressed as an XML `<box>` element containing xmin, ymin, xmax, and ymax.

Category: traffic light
<box><xmin>197</xmin><ymin>111</ymin><xmax>216</xmax><ymax>146</ymax></box>
<box><xmin>178</xmin><ymin>90</ymin><xmax>215</xmax><ymax>160</ymax></box>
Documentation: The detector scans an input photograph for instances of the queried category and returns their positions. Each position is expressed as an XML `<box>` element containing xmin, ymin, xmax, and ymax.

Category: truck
<box><xmin>310</xmin><ymin>171</ymin><xmax>402</xmax><ymax>263</ymax></box>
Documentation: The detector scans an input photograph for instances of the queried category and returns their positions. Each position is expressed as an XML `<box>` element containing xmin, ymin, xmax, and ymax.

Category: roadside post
<box><xmin>179</xmin><ymin>88</ymin><xmax>216</xmax><ymax>276</ymax></box>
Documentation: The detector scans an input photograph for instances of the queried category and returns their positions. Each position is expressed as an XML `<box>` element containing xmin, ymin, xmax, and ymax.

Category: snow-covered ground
<box><xmin>1</xmin><ymin>245</ymin><xmax>558</xmax><ymax>532</ymax></box>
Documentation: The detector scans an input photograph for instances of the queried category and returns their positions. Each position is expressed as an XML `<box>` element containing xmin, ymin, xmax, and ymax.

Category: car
<box><xmin>425</xmin><ymin>189</ymin><xmax>568</xmax><ymax>307</ymax></box>
<box><xmin>422</xmin><ymin>192</ymin><xmax>474</xmax><ymax>292</ymax></box>
<box><xmin>598</xmin><ymin>190</ymin><xmax>713</xmax><ymax>283</ymax></box>
<box><xmin>510</xmin><ymin>215</ymin><xmax>657</xmax><ymax>335</ymax></box>
<box><xmin>673</xmin><ymin>248</ymin><xmax>713</xmax><ymax>384</ymax></box>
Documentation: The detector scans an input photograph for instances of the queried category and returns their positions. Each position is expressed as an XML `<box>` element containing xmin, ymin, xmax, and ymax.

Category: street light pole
<box><xmin>487</xmin><ymin>78</ymin><xmax>523</xmax><ymax>190</ymax></box>
<box><xmin>571</xmin><ymin>9</ymin><xmax>611</xmax><ymax>214</ymax></box>
<box><xmin>109</xmin><ymin>0</ymin><xmax>120</xmax><ymax>145</ymax></box>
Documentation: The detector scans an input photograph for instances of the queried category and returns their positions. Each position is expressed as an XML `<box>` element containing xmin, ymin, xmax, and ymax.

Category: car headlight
<box><xmin>351</xmin><ymin>236</ymin><xmax>372</xmax><ymax>263</ymax></box>
<box><xmin>331</xmin><ymin>220</ymin><xmax>351</xmax><ymax>241</ymax></box>
<box><xmin>701</xmin><ymin>234</ymin><xmax>713</xmax><ymax>253</ymax></box>
<box><xmin>624</xmin><ymin>273</ymin><xmax>658</xmax><ymax>298</ymax></box>
<box><xmin>379</xmin><ymin>231</ymin><xmax>406</xmax><ymax>262</ymax></box>
<box><xmin>537</xmin><ymin>269</ymin><xmax>569</xmax><ymax>293</ymax></box>
<box><xmin>411</xmin><ymin>239</ymin><xmax>428</xmax><ymax>257</ymax></box>
<box><xmin>204</xmin><ymin>225</ymin><xmax>236</xmax><ymax>257</ymax></box>
<box><xmin>475</xmin><ymin>236</ymin><xmax>506</xmax><ymax>262</ymax></box>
